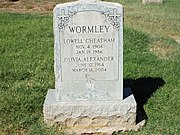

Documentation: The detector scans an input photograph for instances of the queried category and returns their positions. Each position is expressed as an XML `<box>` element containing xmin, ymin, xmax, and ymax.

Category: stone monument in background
<box><xmin>43</xmin><ymin>0</ymin><xmax>142</xmax><ymax>134</ymax></box>
<box><xmin>142</xmin><ymin>0</ymin><xmax>163</xmax><ymax>4</ymax></box>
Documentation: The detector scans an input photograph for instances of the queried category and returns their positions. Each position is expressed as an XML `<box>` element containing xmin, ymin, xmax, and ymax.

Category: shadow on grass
<box><xmin>123</xmin><ymin>77</ymin><xmax>165</xmax><ymax>124</ymax></box>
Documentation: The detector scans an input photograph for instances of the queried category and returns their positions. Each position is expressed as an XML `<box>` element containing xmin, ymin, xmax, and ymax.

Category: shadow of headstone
<box><xmin>124</xmin><ymin>77</ymin><xmax>165</xmax><ymax>124</ymax></box>
<box><xmin>2</xmin><ymin>0</ymin><xmax>19</xmax><ymax>2</ymax></box>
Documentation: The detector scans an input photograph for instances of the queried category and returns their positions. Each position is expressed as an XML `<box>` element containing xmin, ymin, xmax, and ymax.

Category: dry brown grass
<box><xmin>0</xmin><ymin>1</ymin><xmax>57</xmax><ymax>14</ymax></box>
<box><xmin>168</xmin><ymin>35</ymin><xmax>180</xmax><ymax>44</ymax></box>
<box><xmin>150</xmin><ymin>41</ymin><xmax>177</xmax><ymax>60</ymax></box>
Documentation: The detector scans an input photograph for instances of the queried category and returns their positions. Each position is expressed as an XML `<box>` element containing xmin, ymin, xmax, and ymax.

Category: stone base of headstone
<box><xmin>142</xmin><ymin>0</ymin><xmax>163</xmax><ymax>4</ymax></box>
<box><xmin>43</xmin><ymin>88</ymin><xmax>145</xmax><ymax>134</ymax></box>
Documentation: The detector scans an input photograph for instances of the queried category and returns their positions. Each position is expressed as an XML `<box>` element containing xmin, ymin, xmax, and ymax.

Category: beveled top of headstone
<box><xmin>53</xmin><ymin>0</ymin><xmax>123</xmax><ymax>101</ymax></box>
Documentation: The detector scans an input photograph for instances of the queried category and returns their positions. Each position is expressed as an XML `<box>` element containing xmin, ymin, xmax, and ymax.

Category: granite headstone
<box><xmin>43</xmin><ymin>0</ymin><xmax>141</xmax><ymax>134</ymax></box>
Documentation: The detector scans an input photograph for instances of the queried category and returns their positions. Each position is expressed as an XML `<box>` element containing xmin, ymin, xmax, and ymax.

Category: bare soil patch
<box><xmin>0</xmin><ymin>1</ymin><xmax>57</xmax><ymax>15</ymax></box>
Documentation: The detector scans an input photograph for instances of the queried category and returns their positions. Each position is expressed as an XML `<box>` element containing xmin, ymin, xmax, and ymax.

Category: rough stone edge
<box><xmin>43</xmin><ymin>89</ymin><xmax>145</xmax><ymax>134</ymax></box>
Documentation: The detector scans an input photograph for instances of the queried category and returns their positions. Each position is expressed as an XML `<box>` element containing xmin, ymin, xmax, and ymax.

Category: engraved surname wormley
<box><xmin>68</xmin><ymin>25</ymin><xmax>110</xmax><ymax>33</ymax></box>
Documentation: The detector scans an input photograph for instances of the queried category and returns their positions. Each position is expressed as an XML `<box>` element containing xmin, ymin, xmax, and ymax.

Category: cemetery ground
<box><xmin>0</xmin><ymin>0</ymin><xmax>179</xmax><ymax>134</ymax></box>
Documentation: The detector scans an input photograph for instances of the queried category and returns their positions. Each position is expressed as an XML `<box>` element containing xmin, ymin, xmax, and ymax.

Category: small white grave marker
<box><xmin>142</xmin><ymin>0</ymin><xmax>163</xmax><ymax>4</ymax></box>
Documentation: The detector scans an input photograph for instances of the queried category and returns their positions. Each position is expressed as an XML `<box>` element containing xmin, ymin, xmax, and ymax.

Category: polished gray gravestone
<box><xmin>43</xmin><ymin>0</ymin><xmax>143</xmax><ymax>134</ymax></box>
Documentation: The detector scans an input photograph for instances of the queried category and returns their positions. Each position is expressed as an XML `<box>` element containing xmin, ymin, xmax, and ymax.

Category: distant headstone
<box><xmin>43</xmin><ymin>0</ymin><xmax>141</xmax><ymax>134</ymax></box>
<box><xmin>142</xmin><ymin>0</ymin><xmax>163</xmax><ymax>4</ymax></box>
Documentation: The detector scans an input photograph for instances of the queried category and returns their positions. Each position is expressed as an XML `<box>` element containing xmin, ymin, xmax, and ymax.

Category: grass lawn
<box><xmin>0</xmin><ymin>0</ymin><xmax>180</xmax><ymax>134</ymax></box>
